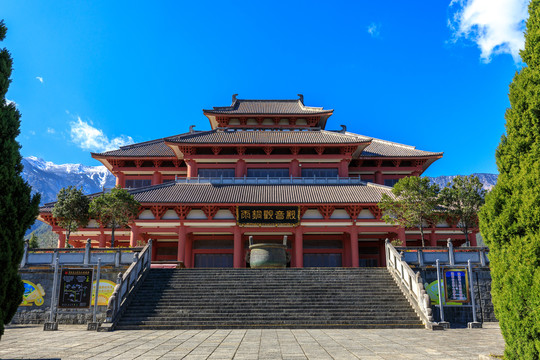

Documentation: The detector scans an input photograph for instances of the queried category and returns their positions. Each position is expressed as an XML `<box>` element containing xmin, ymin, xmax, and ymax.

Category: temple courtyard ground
<box><xmin>0</xmin><ymin>323</ymin><xmax>504</xmax><ymax>360</ymax></box>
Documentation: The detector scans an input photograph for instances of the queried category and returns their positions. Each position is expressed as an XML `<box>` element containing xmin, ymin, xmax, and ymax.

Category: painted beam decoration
<box><xmin>237</xmin><ymin>206</ymin><xmax>300</xmax><ymax>227</ymax></box>
<box><xmin>58</xmin><ymin>268</ymin><xmax>93</xmax><ymax>308</ymax></box>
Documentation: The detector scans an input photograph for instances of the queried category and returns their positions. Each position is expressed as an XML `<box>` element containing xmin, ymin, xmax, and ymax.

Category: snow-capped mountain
<box><xmin>427</xmin><ymin>173</ymin><xmax>498</xmax><ymax>191</ymax></box>
<box><xmin>22</xmin><ymin>156</ymin><xmax>116</xmax><ymax>204</ymax></box>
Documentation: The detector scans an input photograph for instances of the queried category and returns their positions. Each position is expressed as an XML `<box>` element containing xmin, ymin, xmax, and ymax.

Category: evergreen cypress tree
<box><xmin>0</xmin><ymin>21</ymin><xmax>40</xmax><ymax>339</ymax></box>
<box><xmin>479</xmin><ymin>1</ymin><xmax>540</xmax><ymax>358</ymax></box>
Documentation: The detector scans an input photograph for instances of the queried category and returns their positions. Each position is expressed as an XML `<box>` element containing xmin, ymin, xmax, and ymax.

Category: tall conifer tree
<box><xmin>0</xmin><ymin>21</ymin><xmax>40</xmax><ymax>338</ymax></box>
<box><xmin>479</xmin><ymin>1</ymin><xmax>540</xmax><ymax>358</ymax></box>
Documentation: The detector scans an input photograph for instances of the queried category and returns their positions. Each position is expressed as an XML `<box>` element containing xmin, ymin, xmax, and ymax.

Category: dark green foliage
<box><xmin>440</xmin><ymin>175</ymin><xmax>485</xmax><ymax>246</ymax></box>
<box><xmin>0</xmin><ymin>20</ymin><xmax>41</xmax><ymax>339</ymax></box>
<box><xmin>479</xmin><ymin>1</ymin><xmax>540</xmax><ymax>358</ymax></box>
<box><xmin>378</xmin><ymin>176</ymin><xmax>440</xmax><ymax>247</ymax></box>
<box><xmin>89</xmin><ymin>187</ymin><xmax>140</xmax><ymax>247</ymax></box>
<box><xmin>26</xmin><ymin>223</ymin><xmax>58</xmax><ymax>248</ymax></box>
<box><xmin>52</xmin><ymin>186</ymin><xmax>90</xmax><ymax>244</ymax></box>
<box><xmin>28</xmin><ymin>234</ymin><xmax>39</xmax><ymax>249</ymax></box>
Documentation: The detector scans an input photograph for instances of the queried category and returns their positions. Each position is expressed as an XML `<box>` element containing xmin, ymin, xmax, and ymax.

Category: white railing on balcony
<box><xmin>174</xmin><ymin>176</ymin><xmax>365</xmax><ymax>185</ymax></box>
<box><xmin>385</xmin><ymin>239</ymin><xmax>439</xmax><ymax>330</ymax></box>
<box><xmin>20</xmin><ymin>239</ymin><xmax>141</xmax><ymax>268</ymax></box>
<box><xmin>394</xmin><ymin>239</ymin><xmax>489</xmax><ymax>267</ymax></box>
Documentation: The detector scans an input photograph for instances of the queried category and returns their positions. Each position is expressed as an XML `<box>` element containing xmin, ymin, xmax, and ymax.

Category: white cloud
<box><xmin>5</xmin><ymin>99</ymin><xmax>16</xmax><ymax>106</ymax></box>
<box><xmin>47</xmin><ymin>128</ymin><xmax>55</xmax><ymax>134</ymax></box>
<box><xmin>449</xmin><ymin>0</ymin><xmax>529</xmax><ymax>62</ymax></box>
<box><xmin>70</xmin><ymin>117</ymin><xmax>134</xmax><ymax>152</ymax></box>
<box><xmin>29</xmin><ymin>130</ymin><xmax>36</xmax><ymax>136</ymax></box>
<box><xmin>36</xmin><ymin>76</ymin><xmax>44</xmax><ymax>83</ymax></box>
<box><xmin>367</xmin><ymin>23</ymin><xmax>381</xmax><ymax>38</ymax></box>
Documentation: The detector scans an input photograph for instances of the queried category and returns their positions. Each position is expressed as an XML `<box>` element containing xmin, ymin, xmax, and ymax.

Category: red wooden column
<box><xmin>338</xmin><ymin>160</ymin><xmax>349</xmax><ymax>177</ymax></box>
<box><xmin>429</xmin><ymin>227</ymin><xmax>437</xmax><ymax>247</ymax></box>
<box><xmin>295</xmin><ymin>226</ymin><xmax>303</xmax><ymax>268</ymax></box>
<box><xmin>235</xmin><ymin>160</ymin><xmax>246</xmax><ymax>177</ymax></box>
<box><xmin>186</xmin><ymin>160</ymin><xmax>197</xmax><ymax>178</ymax></box>
<box><xmin>290</xmin><ymin>159</ymin><xmax>300</xmax><ymax>177</ymax></box>
<box><xmin>185</xmin><ymin>233</ymin><xmax>193</xmax><ymax>268</ymax></box>
<box><xmin>129</xmin><ymin>225</ymin><xmax>140</xmax><ymax>247</ymax></box>
<box><xmin>152</xmin><ymin>171</ymin><xmax>162</xmax><ymax>185</ymax></box>
<box><xmin>375</xmin><ymin>171</ymin><xmax>383</xmax><ymax>185</ymax></box>
<box><xmin>349</xmin><ymin>226</ymin><xmax>359</xmax><ymax>267</ymax></box>
<box><xmin>469</xmin><ymin>231</ymin><xmax>477</xmax><ymax>246</ymax></box>
<box><xmin>177</xmin><ymin>225</ymin><xmax>187</xmax><ymax>264</ymax></box>
<box><xmin>58</xmin><ymin>232</ymin><xmax>66</xmax><ymax>248</ymax></box>
<box><xmin>233</xmin><ymin>226</ymin><xmax>243</xmax><ymax>268</ymax></box>
<box><xmin>115</xmin><ymin>172</ymin><xmax>125</xmax><ymax>187</ymax></box>
<box><xmin>98</xmin><ymin>232</ymin><xmax>106</xmax><ymax>248</ymax></box>
<box><xmin>397</xmin><ymin>227</ymin><xmax>406</xmax><ymax>246</ymax></box>
<box><xmin>342</xmin><ymin>233</ymin><xmax>351</xmax><ymax>267</ymax></box>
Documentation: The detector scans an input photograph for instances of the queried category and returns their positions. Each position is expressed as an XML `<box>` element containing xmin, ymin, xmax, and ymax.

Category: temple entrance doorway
<box><xmin>192</xmin><ymin>238</ymin><xmax>234</xmax><ymax>268</ymax></box>
<box><xmin>358</xmin><ymin>239</ymin><xmax>386</xmax><ymax>267</ymax></box>
<box><xmin>154</xmin><ymin>240</ymin><xmax>177</xmax><ymax>262</ymax></box>
<box><xmin>194</xmin><ymin>253</ymin><xmax>233</xmax><ymax>268</ymax></box>
<box><xmin>303</xmin><ymin>253</ymin><xmax>342</xmax><ymax>267</ymax></box>
<box><xmin>302</xmin><ymin>238</ymin><xmax>343</xmax><ymax>267</ymax></box>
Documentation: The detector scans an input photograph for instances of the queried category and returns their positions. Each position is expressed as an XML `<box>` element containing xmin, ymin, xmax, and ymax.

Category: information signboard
<box><xmin>237</xmin><ymin>206</ymin><xmax>300</xmax><ymax>227</ymax></box>
<box><xmin>58</xmin><ymin>268</ymin><xmax>93</xmax><ymax>308</ymax></box>
<box><xmin>443</xmin><ymin>269</ymin><xmax>469</xmax><ymax>303</ymax></box>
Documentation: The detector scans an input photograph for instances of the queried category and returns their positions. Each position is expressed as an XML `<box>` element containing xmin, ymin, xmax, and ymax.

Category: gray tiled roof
<box><xmin>167</xmin><ymin>129</ymin><xmax>370</xmax><ymax>145</ymax></box>
<box><xmin>127</xmin><ymin>182</ymin><xmax>393</xmax><ymax>204</ymax></box>
<box><xmin>204</xmin><ymin>99</ymin><xmax>332</xmax><ymax>115</ymax></box>
<box><xmin>92</xmin><ymin>139</ymin><xmax>176</xmax><ymax>157</ymax></box>
<box><xmin>39</xmin><ymin>182</ymin><xmax>392</xmax><ymax>212</ymax></box>
<box><xmin>337</xmin><ymin>133</ymin><xmax>442</xmax><ymax>158</ymax></box>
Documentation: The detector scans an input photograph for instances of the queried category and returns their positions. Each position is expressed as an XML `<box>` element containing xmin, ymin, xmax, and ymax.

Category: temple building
<box><xmin>38</xmin><ymin>95</ymin><xmax>477</xmax><ymax>268</ymax></box>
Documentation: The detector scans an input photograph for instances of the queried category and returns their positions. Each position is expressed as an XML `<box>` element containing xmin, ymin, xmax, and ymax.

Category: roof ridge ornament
<box><xmin>340</xmin><ymin>125</ymin><xmax>347</xmax><ymax>133</ymax></box>
<box><xmin>189</xmin><ymin>125</ymin><xmax>196</xmax><ymax>133</ymax></box>
<box><xmin>297</xmin><ymin>94</ymin><xmax>304</xmax><ymax>104</ymax></box>
<box><xmin>232</xmin><ymin>94</ymin><xmax>238</xmax><ymax>104</ymax></box>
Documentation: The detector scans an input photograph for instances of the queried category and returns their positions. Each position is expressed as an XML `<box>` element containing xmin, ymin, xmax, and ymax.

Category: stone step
<box><xmin>127</xmin><ymin>299</ymin><xmax>411</xmax><ymax>306</ymax></box>
<box><xmin>121</xmin><ymin>311</ymin><xmax>419</xmax><ymax>318</ymax></box>
<box><xmin>114</xmin><ymin>268</ymin><xmax>423</xmax><ymax>330</ymax></box>
<box><xmin>115</xmin><ymin>324</ymin><xmax>424</xmax><ymax>330</ymax></box>
<box><xmin>117</xmin><ymin>320</ymin><xmax>424</xmax><ymax>330</ymax></box>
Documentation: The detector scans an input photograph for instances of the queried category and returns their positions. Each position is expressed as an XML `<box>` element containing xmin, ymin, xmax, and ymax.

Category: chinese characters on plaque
<box><xmin>443</xmin><ymin>269</ymin><xmax>469</xmax><ymax>303</ymax></box>
<box><xmin>237</xmin><ymin>206</ymin><xmax>300</xmax><ymax>227</ymax></box>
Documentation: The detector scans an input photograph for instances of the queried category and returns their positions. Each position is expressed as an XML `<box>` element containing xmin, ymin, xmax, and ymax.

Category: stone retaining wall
<box><xmin>12</xmin><ymin>265</ymin><xmax>127</xmax><ymax>325</ymax></box>
<box><xmin>418</xmin><ymin>268</ymin><xmax>496</xmax><ymax>326</ymax></box>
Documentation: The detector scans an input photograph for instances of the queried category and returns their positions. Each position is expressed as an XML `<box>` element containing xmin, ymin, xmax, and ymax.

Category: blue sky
<box><xmin>2</xmin><ymin>1</ymin><xmax>530</xmax><ymax>176</ymax></box>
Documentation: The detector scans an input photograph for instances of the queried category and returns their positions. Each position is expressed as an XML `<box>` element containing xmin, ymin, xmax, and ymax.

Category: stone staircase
<box><xmin>114</xmin><ymin>268</ymin><xmax>424</xmax><ymax>329</ymax></box>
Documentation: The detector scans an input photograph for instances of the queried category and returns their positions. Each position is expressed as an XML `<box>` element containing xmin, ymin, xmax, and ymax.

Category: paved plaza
<box><xmin>0</xmin><ymin>323</ymin><xmax>504</xmax><ymax>360</ymax></box>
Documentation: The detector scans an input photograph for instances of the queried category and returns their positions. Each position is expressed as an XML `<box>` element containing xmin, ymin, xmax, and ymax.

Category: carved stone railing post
<box><xmin>83</xmin><ymin>239</ymin><xmax>91</xmax><ymax>265</ymax></box>
<box><xmin>480</xmin><ymin>248</ymin><xmax>487</xmax><ymax>266</ymax></box>
<box><xmin>115</xmin><ymin>250</ymin><xmax>121</xmax><ymax>268</ymax></box>
<box><xmin>447</xmin><ymin>239</ymin><xmax>455</xmax><ymax>266</ymax></box>
<box><xmin>20</xmin><ymin>240</ymin><xmax>29</xmax><ymax>268</ymax></box>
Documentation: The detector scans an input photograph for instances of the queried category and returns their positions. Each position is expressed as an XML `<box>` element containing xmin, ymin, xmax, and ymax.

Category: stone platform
<box><xmin>1</xmin><ymin>323</ymin><xmax>504</xmax><ymax>359</ymax></box>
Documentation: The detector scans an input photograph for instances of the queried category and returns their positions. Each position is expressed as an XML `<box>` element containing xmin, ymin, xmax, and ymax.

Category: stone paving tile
<box><xmin>0</xmin><ymin>323</ymin><xmax>505</xmax><ymax>360</ymax></box>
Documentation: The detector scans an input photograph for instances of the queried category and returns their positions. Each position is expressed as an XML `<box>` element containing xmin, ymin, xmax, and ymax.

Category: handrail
<box><xmin>173</xmin><ymin>176</ymin><xmax>365</xmax><ymax>185</ymax></box>
<box><xmin>98</xmin><ymin>239</ymin><xmax>153</xmax><ymax>331</ymax></box>
<box><xmin>385</xmin><ymin>239</ymin><xmax>440</xmax><ymax>330</ymax></box>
